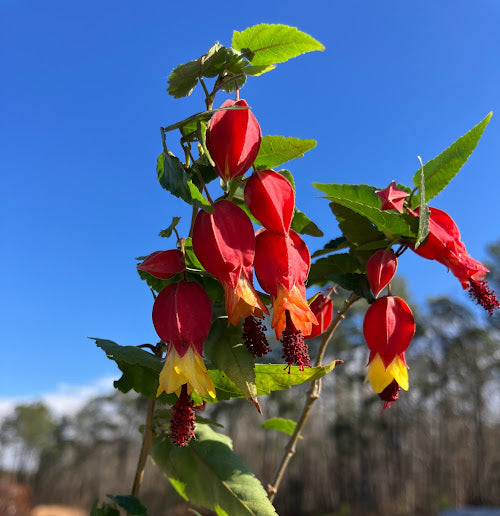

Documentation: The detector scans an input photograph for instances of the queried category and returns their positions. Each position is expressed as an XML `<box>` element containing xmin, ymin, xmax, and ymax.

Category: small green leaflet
<box><xmin>262</xmin><ymin>417</ymin><xmax>297</xmax><ymax>436</ymax></box>
<box><xmin>106</xmin><ymin>496</ymin><xmax>147</xmax><ymax>516</ymax></box>
<box><xmin>291</xmin><ymin>209</ymin><xmax>323</xmax><ymax>237</ymax></box>
<box><xmin>414</xmin><ymin>156</ymin><xmax>430</xmax><ymax>248</ymax></box>
<box><xmin>254</xmin><ymin>135</ymin><xmax>317</xmax><ymax>170</ymax></box>
<box><xmin>157</xmin><ymin>151</ymin><xmax>212</xmax><ymax>212</ymax></box>
<box><xmin>159</xmin><ymin>216</ymin><xmax>181</xmax><ymax>238</ymax></box>
<box><xmin>313</xmin><ymin>183</ymin><xmax>418</xmax><ymax>239</ymax></box>
<box><xmin>411</xmin><ymin>112</ymin><xmax>492</xmax><ymax>205</ymax></box>
<box><xmin>232</xmin><ymin>24</ymin><xmax>324</xmax><ymax>67</ymax></box>
<box><xmin>150</xmin><ymin>424</ymin><xmax>278</xmax><ymax>516</ymax></box>
<box><xmin>311</xmin><ymin>237</ymin><xmax>349</xmax><ymax>258</ymax></box>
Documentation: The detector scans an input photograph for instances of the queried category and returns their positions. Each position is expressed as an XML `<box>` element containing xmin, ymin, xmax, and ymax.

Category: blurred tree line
<box><xmin>2</xmin><ymin>243</ymin><xmax>500</xmax><ymax>516</ymax></box>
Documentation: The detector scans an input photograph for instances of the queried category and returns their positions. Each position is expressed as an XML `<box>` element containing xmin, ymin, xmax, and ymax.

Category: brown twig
<box><xmin>267</xmin><ymin>292</ymin><xmax>360</xmax><ymax>502</ymax></box>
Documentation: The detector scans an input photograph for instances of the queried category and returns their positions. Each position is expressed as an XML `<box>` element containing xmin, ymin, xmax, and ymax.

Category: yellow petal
<box><xmin>365</xmin><ymin>353</ymin><xmax>409</xmax><ymax>393</ymax></box>
<box><xmin>223</xmin><ymin>274</ymin><xmax>269</xmax><ymax>326</ymax></box>
<box><xmin>156</xmin><ymin>346</ymin><xmax>216</xmax><ymax>399</ymax></box>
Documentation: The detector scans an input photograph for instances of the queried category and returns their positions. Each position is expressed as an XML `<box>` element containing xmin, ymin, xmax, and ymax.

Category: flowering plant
<box><xmin>93</xmin><ymin>23</ymin><xmax>498</xmax><ymax>516</ymax></box>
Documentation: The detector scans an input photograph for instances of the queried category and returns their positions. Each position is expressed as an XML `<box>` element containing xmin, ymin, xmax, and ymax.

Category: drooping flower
<box><xmin>205</xmin><ymin>99</ymin><xmax>261</xmax><ymax>182</ymax></box>
<box><xmin>244</xmin><ymin>170</ymin><xmax>295</xmax><ymax>235</ymax></box>
<box><xmin>137</xmin><ymin>249</ymin><xmax>185</xmax><ymax>279</ymax></box>
<box><xmin>192</xmin><ymin>200</ymin><xmax>268</xmax><ymax>325</ymax></box>
<box><xmin>375</xmin><ymin>181</ymin><xmax>409</xmax><ymax>213</ymax></box>
<box><xmin>411</xmin><ymin>207</ymin><xmax>500</xmax><ymax>315</ymax></box>
<box><xmin>304</xmin><ymin>293</ymin><xmax>334</xmax><ymax>340</ymax></box>
<box><xmin>366</xmin><ymin>249</ymin><xmax>398</xmax><ymax>298</ymax></box>
<box><xmin>254</xmin><ymin>228</ymin><xmax>317</xmax><ymax>339</ymax></box>
<box><xmin>363</xmin><ymin>296</ymin><xmax>415</xmax><ymax>408</ymax></box>
<box><xmin>153</xmin><ymin>280</ymin><xmax>215</xmax><ymax>399</ymax></box>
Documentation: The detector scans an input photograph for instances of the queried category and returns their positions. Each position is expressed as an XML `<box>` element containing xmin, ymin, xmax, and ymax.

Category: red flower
<box><xmin>153</xmin><ymin>280</ymin><xmax>215</xmax><ymax>399</ymax></box>
<box><xmin>192</xmin><ymin>200</ymin><xmax>268</xmax><ymax>325</ymax></box>
<box><xmin>411</xmin><ymin>207</ymin><xmax>499</xmax><ymax>315</ymax></box>
<box><xmin>304</xmin><ymin>293</ymin><xmax>334</xmax><ymax>340</ymax></box>
<box><xmin>366</xmin><ymin>249</ymin><xmax>398</xmax><ymax>298</ymax></box>
<box><xmin>254</xmin><ymin>228</ymin><xmax>317</xmax><ymax>339</ymax></box>
<box><xmin>363</xmin><ymin>296</ymin><xmax>415</xmax><ymax>407</ymax></box>
<box><xmin>137</xmin><ymin>250</ymin><xmax>185</xmax><ymax>279</ymax></box>
<box><xmin>244</xmin><ymin>170</ymin><xmax>295</xmax><ymax>235</ymax></box>
<box><xmin>375</xmin><ymin>181</ymin><xmax>409</xmax><ymax>213</ymax></box>
<box><xmin>206</xmin><ymin>99</ymin><xmax>261</xmax><ymax>182</ymax></box>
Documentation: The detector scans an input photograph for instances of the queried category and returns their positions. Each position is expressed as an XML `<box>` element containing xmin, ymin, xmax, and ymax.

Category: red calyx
<box><xmin>244</xmin><ymin>170</ymin><xmax>295</xmax><ymax>235</ymax></box>
<box><xmin>363</xmin><ymin>296</ymin><xmax>415</xmax><ymax>366</ymax></box>
<box><xmin>137</xmin><ymin>250</ymin><xmax>185</xmax><ymax>279</ymax></box>
<box><xmin>205</xmin><ymin>99</ymin><xmax>261</xmax><ymax>182</ymax></box>
<box><xmin>375</xmin><ymin>181</ymin><xmax>409</xmax><ymax>212</ymax></box>
<box><xmin>193</xmin><ymin>200</ymin><xmax>255</xmax><ymax>289</ymax></box>
<box><xmin>366</xmin><ymin>249</ymin><xmax>398</xmax><ymax>298</ymax></box>
<box><xmin>254</xmin><ymin>229</ymin><xmax>310</xmax><ymax>298</ymax></box>
<box><xmin>305</xmin><ymin>293</ymin><xmax>334</xmax><ymax>340</ymax></box>
<box><xmin>152</xmin><ymin>280</ymin><xmax>212</xmax><ymax>357</ymax></box>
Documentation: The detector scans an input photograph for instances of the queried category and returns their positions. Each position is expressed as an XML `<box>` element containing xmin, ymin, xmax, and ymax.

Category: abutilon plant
<box><xmin>206</xmin><ymin>99</ymin><xmax>261</xmax><ymax>182</ymax></box>
<box><xmin>375</xmin><ymin>180</ymin><xmax>410</xmax><ymax>212</ymax></box>
<box><xmin>363</xmin><ymin>296</ymin><xmax>415</xmax><ymax>409</ymax></box>
<box><xmin>366</xmin><ymin>249</ymin><xmax>398</xmax><ymax>298</ymax></box>
<box><xmin>305</xmin><ymin>293</ymin><xmax>334</xmax><ymax>340</ymax></box>
<box><xmin>192</xmin><ymin>200</ymin><xmax>268</xmax><ymax>326</ymax></box>
<box><xmin>137</xmin><ymin>249</ymin><xmax>186</xmax><ymax>279</ymax></box>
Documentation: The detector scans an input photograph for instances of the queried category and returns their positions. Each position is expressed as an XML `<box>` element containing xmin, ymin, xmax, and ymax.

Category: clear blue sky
<box><xmin>2</xmin><ymin>0</ymin><xmax>500</xmax><ymax>399</ymax></box>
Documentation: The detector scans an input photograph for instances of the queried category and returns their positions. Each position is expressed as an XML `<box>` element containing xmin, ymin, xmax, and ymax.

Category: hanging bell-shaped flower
<box><xmin>366</xmin><ymin>249</ymin><xmax>398</xmax><ymax>298</ymax></box>
<box><xmin>205</xmin><ymin>99</ymin><xmax>261</xmax><ymax>182</ymax></box>
<box><xmin>192</xmin><ymin>200</ymin><xmax>268</xmax><ymax>325</ymax></box>
<box><xmin>304</xmin><ymin>293</ymin><xmax>334</xmax><ymax>340</ymax></box>
<box><xmin>244</xmin><ymin>170</ymin><xmax>295</xmax><ymax>235</ymax></box>
<box><xmin>137</xmin><ymin>249</ymin><xmax>186</xmax><ymax>279</ymax></box>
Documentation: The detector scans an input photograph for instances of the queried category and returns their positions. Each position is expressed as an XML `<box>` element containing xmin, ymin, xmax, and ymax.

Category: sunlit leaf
<box><xmin>254</xmin><ymin>135</ymin><xmax>317</xmax><ymax>170</ymax></box>
<box><xmin>262</xmin><ymin>417</ymin><xmax>297</xmax><ymax>436</ymax></box>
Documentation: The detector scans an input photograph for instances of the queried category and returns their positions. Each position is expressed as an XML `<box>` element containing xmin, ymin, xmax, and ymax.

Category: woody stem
<box><xmin>267</xmin><ymin>292</ymin><xmax>360</xmax><ymax>503</ymax></box>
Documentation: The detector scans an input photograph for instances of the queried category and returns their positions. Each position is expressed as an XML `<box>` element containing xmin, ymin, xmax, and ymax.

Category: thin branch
<box><xmin>267</xmin><ymin>292</ymin><xmax>360</xmax><ymax>502</ymax></box>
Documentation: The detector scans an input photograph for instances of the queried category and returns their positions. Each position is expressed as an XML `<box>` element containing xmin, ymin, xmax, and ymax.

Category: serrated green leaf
<box><xmin>167</xmin><ymin>59</ymin><xmax>202</xmax><ymax>99</ymax></box>
<box><xmin>157</xmin><ymin>151</ymin><xmax>212</xmax><ymax>212</ymax></box>
<box><xmin>411</xmin><ymin>112</ymin><xmax>492</xmax><ymax>204</ymax></box>
<box><xmin>151</xmin><ymin>424</ymin><xmax>278</xmax><ymax>516</ymax></box>
<box><xmin>106</xmin><ymin>495</ymin><xmax>147</xmax><ymax>516</ymax></box>
<box><xmin>309</xmin><ymin>254</ymin><xmax>362</xmax><ymax>286</ymax></box>
<box><xmin>311</xmin><ymin>237</ymin><xmax>349</xmax><ymax>258</ymax></box>
<box><xmin>415</xmin><ymin>157</ymin><xmax>430</xmax><ymax>248</ymax></box>
<box><xmin>291</xmin><ymin>208</ymin><xmax>323</xmax><ymax>237</ymax></box>
<box><xmin>159</xmin><ymin>217</ymin><xmax>182</xmax><ymax>238</ymax></box>
<box><xmin>242</xmin><ymin>64</ymin><xmax>276</xmax><ymax>76</ymax></box>
<box><xmin>262</xmin><ymin>417</ymin><xmax>297</xmax><ymax>436</ymax></box>
<box><xmin>232</xmin><ymin>24</ymin><xmax>324</xmax><ymax>66</ymax></box>
<box><xmin>220</xmin><ymin>73</ymin><xmax>247</xmax><ymax>93</ymax></box>
<box><xmin>254</xmin><ymin>135</ymin><xmax>316</xmax><ymax>170</ymax></box>
<box><xmin>204</xmin><ymin>318</ymin><xmax>258</xmax><ymax>407</ymax></box>
<box><xmin>314</xmin><ymin>183</ymin><xmax>418</xmax><ymax>239</ymax></box>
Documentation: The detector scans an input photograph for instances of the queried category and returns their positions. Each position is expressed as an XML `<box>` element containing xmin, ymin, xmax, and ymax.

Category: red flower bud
<box><xmin>206</xmin><ymin>99</ymin><xmax>261</xmax><ymax>182</ymax></box>
<box><xmin>192</xmin><ymin>200</ymin><xmax>268</xmax><ymax>325</ymax></box>
<box><xmin>363</xmin><ymin>296</ymin><xmax>415</xmax><ymax>366</ymax></box>
<box><xmin>304</xmin><ymin>293</ymin><xmax>334</xmax><ymax>340</ymax></box>
<box><xmin>254</xmin><ymin>229</ymin><xmax>317</xmax><ymax>338</ymax></box>
<box><xmin>137</xmin><ymin>250</ymin><xmax>185</xmax><ymax>279</ymax></box>
<box><xmin>375</xmin><ymin>181</ymin><xmax>409</xmax><ymax>212</ymax></box>
<box><xmin>244</xmin><ymin>170</ymin><xmax>295</xmax><ymax>235</ymax></box>
<box><xmin>366</xmin><ymin>249</ymin><xmax>398</xmax><ymax>298</ymax></box>
<box><xmin>152</xmin><ymin>280</ymin><xmax>212</xmax><ymax>357</ymax></box>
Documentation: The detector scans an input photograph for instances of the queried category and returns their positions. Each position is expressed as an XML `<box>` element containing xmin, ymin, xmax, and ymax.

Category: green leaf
<box><xmin>309</xmin><ymin>254</ymin><xmax>362</xmax><ymax>285</ymax></box>
<box><xmin>150</xmin><ymin>424</ymin><xmax>278</xmax><ymax>516</ymax></box>
<box><xmin>311</xmin><ymin>237</ymin><xmax>349</xmax><ymax>258</ymax></box>
<box><xmin>415</xmin><ymin>157</ymin><xmax>430</xmax><ymax>248</ymax></box>
<box><xmin>204</xmin><ymin>319</ymin><xmax>259</xmax><ymax>409</ymax></box>
<box><xmin>232</xmin><ymin>24</ymin><xmax>324</xmax><ymax>66</ymax></box>
<box><xmin>93</xmin><ymin>339</ymin><xmax>177</xmax><ymax>404</ymax></box>
<box><xmin>314</xmin><ymin>183</ymin><xmax>418</xmax><ymax>239</ymax></box>
<box><xmin>90</xmin><ymin>502</ymin><xmax>120</xmax><ymax>516</ymax></box>
<box><xmin>262</xmin><ymin>418</ymin><xmax>297</xmax><ymax>436</ymax></box>
<box><xmin>159</xmin><ymin>216</ymin><xmax>182</xmax><ymax>238</ymax></box>
<box><xmin>291</xmin><ymin>208</ymin><xmax>323</xmax><ymax>237</ymax></box>
<box><xmin>106</xmin><ymin>495</ymin><xmax>147</xmax><ymax>516</ymax></box>
<box><xmin>167</xmin><ymin>59</ymin><xmax>202</xmax><ymax>99</ymax></box>
<box><xmin>157</xmin><ymin>151</ymin><xmax>212</xmax><ymax>212</ymax></box>
<box><xmin>242</xmin><ymin>64</ymin><xmax>276</xmax><ymax>76</ymax></box>
<box><xmin>411</xmin><ymin>112</ymin><xmax>492</xmax><ymax>204</ymax></box>
<box><xmin>254</xmin><ymin>135</ymin><xmax>317</xmax><ymax>170</ymax></box>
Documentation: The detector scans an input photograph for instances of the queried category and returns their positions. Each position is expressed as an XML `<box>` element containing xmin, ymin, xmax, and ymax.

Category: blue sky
<box><xmin>2</xmin><ymin>0</ymin><xmax>500</xmax><ymax>401</ymax></box>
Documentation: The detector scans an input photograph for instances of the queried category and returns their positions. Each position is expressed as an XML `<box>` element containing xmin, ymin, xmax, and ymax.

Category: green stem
<box><xmin>267</xmin><ymin>292</ymin><xmax>360</xmax><ymax>503</ymax></box>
